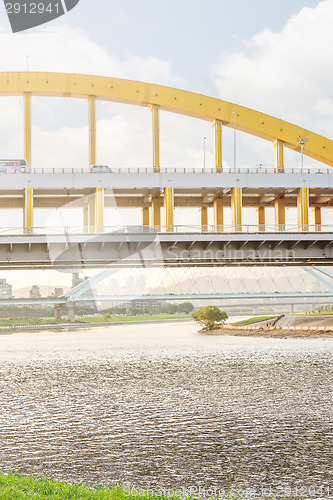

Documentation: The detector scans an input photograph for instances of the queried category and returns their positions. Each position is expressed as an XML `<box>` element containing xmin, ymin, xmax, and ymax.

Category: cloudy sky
<box><xmin>0</xmin><ymin>0</ymin><xmax>332</xmax><ymax>291</ymax></box>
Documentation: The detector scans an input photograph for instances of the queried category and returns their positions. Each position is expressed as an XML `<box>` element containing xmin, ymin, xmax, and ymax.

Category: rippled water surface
<box><xmin>0</xmin><ymin>321</ymin><xmax>332</xmax><ymax>497</ymax></box>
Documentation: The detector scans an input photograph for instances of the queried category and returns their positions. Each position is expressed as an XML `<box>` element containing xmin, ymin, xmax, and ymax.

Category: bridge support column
<box><xmin>290</xmin><ymin>304</ymin><xmax>294</xmax><ymax>314</ymax></box>
<box><xmin>312</xmin><ymin>206</ymin><xmax>321</xmax><ymax>231</ymax></box>
<box><xmin>252</xmin><ymin>307</ymin><xmax>257</xmax><ymax>315</ymax></box>
<box><xmin>54</xmin><ymin>305</ymin><xmax>62</xmax><ymax>321</ymax></box>
<box><xmin>213</xmin><ymin>195</ymin><xmax>224</xmax><ymax>231</ymax></box>
<box><xmin>164</xmin><ymin>188</ymin><xmax>174</xmax><ymax>230</ymax></box>
<box><xmin>96</xmin><ymin>187</ymin><xmax>104</xmax><ymax>232</ymax></box>
<box><xmin>274</xmin><ymin>139</ymin><xmax>284</xmax><ymax>172</ymax></box>
<box><xmin>152</xmin><ymin>105</ymin><xmax>160</xmax><ymax>173</ymax></box>
<box><xmin>200</xmin><ymin>206</ymin><xmax>208</xmax><ymax>231</ymax></box>
<box><xmin>213</xmin><ymin>119</ymin><xmax>222</xmax><ymax>171</ymax></box>
<box><xmin>152</xmin><ymin>195</ymin><xmax>161</xmax><ymax>230</ymax></box>
<box><xmin>88</xmin><ymin>195</ymin><xmax>96</xmax><ymax>233</ymax></box>
<box><xmin>23</xmin><ymin>93</ymin><xmax>33</xmax><ymax>233</ymax></box>
<box><xmin>275</xmin><ymin>195</ymin><xmax>285</xmax><ymax>230</ymax></box>
<box><xmin>256</xmin><ymin>206</ymin><xmax>265</xmax><ymax>231</ymax></box>
<box><xmin>83</xmin><ymin>204</ymin><xmax>89</xmax><ymax>233</ymax></box>
<box><xmin>231</xmin><ymin>188</ymin><xmax>242</xmax><ymax>231</ymax></box>
<box><xmin>297</xmin><ymin>188</ymin><xmax>309</xmax><ymax>231</ymax></box>
<box><xmin>67</xmin><ymin>302</ymin><xmax>76</xmax><ymax>323</ymax></box>
<box><xmin>142</xmin><ymin>206</ymin><xmax>150</xmax><ymax>227</ymax></box>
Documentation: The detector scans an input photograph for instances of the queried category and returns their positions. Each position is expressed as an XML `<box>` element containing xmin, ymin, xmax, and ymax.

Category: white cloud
<box><xmin>212</xmin><ymin>0</ymin><xmax>333</xmax><ymax>138</ymax></box>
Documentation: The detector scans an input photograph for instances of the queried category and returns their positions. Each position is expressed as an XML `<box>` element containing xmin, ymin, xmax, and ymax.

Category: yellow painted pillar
<box><xmin>231</xmin><ymin>187</ymin><xmax>242</xmax><ymax>231</ymax></box>
<box><xmin>151</xmin><ymin>195</ymin><xmax>161</xmax><ymax>230</ymax></box>
<box><xmin>83</xmin><ymin>205</ymin><xmax>89</xmax><ymax>233</ymax></box>
<box><xmin>274</xmin><ymin>139</ymin><xmax>284</xmax><ymax>172</ymax></box>
<box><xmin>23</xmin><ymin>93</ymin><xmax>33</xmax><ymax>233</ymax></box>
<box><xmin>297</xmin><ymin>187</ymin><xmax>309</xmax><ymax>231</ymax></box>
<box><xmin>213</xmin><ymin>119</ymin><xmax>222</xmax><ymax>171</ymax></box>
<box><xmin>88</xmin><ymin>195</ymin><xmax>96</xmax><ymax>233</ymax></box>
<box><xmin>96</xmin><ymin>187</ymin><xmax>104</xmax><ymax>231</ymax></box>
<box><xmin>275</xmin><ymin>195</ymin><xmax>285</xmax><ymax>230</ymax></box>
<box><xmin>200</xmin><ymin>206</ymin><xmax>208</xmax><ymax>232</ymax></box>
<box><xmin>256</xmin><ymin>206</ymin><xmax>265</xmax><ymax>231</ymax></box>
<box><xmin>164</xmin><ymin>187</ymin><xmax>174</xmax><ymax>230</ymax></box>
<box><xmin>152</xmin><ymin>105</ymin><xmax>160</xmax><ymax>172</ymax></box>
<box><xmin>142</xmin><ymin>207</ymin><xmax>150</xmax><ymax>227</ymax></box>
<box><xmin>88</xmin><ymin>96</ymin><xmax>104</xmax><ymax>232</ymax></box>
<box><xmin>311</xmin><ymin>207</ymin><xmax>321</xmax><ymax>232</ymax></box>
<box><xmin>213</xmin><ymin>195</ymin><xmax>224</xmax><ymax>231</ymax></box>
<box><xmin>89</xmin><ymin>96</ymin><xmax>96</xmax><ymax>168</ymax></box>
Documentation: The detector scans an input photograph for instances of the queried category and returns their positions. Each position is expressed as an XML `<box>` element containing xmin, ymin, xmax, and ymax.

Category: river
<box><xmin>0</xmin><ymin>321</ymin><xmax>332</xmax><ymax>499</ymax></box>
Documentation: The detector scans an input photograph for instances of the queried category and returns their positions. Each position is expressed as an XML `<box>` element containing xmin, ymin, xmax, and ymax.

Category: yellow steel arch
<box><xmin>0</xmin><ymin>71</ymin><xmax>332</xmax><ymax>166</ymax></box>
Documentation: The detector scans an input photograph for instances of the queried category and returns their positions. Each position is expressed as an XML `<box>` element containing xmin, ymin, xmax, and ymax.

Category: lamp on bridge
<box><xmin>297</xmin><ymin>135</ymin><xmax>308</xmax><ymax>170</ymax></box>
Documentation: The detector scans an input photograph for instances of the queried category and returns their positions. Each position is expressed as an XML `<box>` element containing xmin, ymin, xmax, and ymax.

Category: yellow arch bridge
<box><xmin>0</xmin><ymin>71</ymin><xmax>333</xmax><ymax>234</ymax></box>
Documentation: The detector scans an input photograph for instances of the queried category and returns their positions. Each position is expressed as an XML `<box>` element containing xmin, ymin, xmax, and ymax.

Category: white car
<box><xmin>91</xmin><ymin>165</ymin><xmax>111</xmax><ymax>173</ymax></box>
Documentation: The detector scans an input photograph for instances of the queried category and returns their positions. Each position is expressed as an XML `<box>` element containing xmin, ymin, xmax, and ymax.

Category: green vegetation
<box><xmin>192</xmin><ymin>306</ymin><xmax>228</xmax><ymax>330</ymax></box>
<box><xmin>0</xmin><ymin>317</ymin><xmax>62</xmax><ymax>327</ymax></box>
<box><xmin>0</xmin><ymin>474</ymin><xmax>270</xmax><ymax>500</ymax></box>
<box><xmin>231</xmin><ymin>316</ymin><xmax>275</xmax><ymax>326</ymax></box>
<box><xmin>78</xmin><ymin>314</ymin><xmax>191</xmax><ymax>323</ymax></box>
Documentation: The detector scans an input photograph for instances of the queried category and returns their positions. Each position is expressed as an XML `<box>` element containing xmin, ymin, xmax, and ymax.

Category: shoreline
<box><xmin>0</xmin><ymin>317</ymin><xmax>192</xmax><ymax>334</ymax></box>
<box><xmin>201</xmin><ymin>324</ymin><xmax>333</xmax><ymax>338</ymax></box>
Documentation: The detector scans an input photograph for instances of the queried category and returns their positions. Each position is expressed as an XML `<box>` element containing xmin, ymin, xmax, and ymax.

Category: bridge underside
<box><xmin>0</xmin><ymin>187</ymin><xmax>332</xmax><ymax>209</ymax></box>
<box><xmin>0</xmin><ymin>232</ymin><xmax>331</xmax><ymax>270</ymax></box>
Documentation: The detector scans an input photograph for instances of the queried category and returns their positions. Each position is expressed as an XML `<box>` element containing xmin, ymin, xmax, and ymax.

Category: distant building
<box><xmin>54</xmin><ymin>287</ymin><xmax>64</xmax><ymax>297</ymax></box>
<box><xmin>128</xmin><ymin>299</ymin><xmax>165</xmax><ymax>312</ymax></box>
<box><xmin>0</xmin><ymin>279</ymin><xmax>13</xmax><ymax>298</ymax></box>
<box><xmin>29</xmin><ymin>285</ymin><xmax>41</xmax><ymax>298</ymax></box>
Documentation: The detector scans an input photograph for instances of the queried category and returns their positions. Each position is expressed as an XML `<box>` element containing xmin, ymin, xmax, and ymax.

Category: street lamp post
<box><xmin>297</xmin><ymin>135</ymin><xmax>308</xmax><ymax>170</ymax></box>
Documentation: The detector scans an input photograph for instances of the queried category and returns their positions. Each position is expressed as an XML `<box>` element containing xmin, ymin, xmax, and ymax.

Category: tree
<box><xmin>192</xmin><ymin>306</ymin><xmax>228</xmax><ymax>330</ymax></box>
<box><xmin>178</xmin><ymin>302</ymin><xmax>194</xmax><ymax>314</ymax></box>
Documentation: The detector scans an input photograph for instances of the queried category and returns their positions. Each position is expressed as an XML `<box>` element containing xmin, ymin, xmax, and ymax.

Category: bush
<box><xmin>103</xmin><ymin>313</ymin><xmax>112</xmax><ymax>322</ymax></box>
<box><xmin>192</xmin><ymin>306</ymin><xmax>228</xmax><ymax>330</ymax></box>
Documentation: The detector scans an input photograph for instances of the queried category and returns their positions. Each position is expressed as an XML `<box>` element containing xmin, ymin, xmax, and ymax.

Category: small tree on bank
<box><xmin>192</xmin><ymin>306</ymin><xmax>228</xmax><ymax>330</ymax></box>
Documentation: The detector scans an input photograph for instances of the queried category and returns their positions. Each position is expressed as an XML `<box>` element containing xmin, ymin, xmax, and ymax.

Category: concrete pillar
<box><xmin>200</xmin><ymin>206</ymin><xmax>208</xmax><ymax>231</ymax></box>
<box><xmin>275</xmin><ymin>195</ymin><xmax>285</xmax><ymax>230</ymax></box>
<box><xmin>252</xmin><ymin>307</ymin><xmax>257</xmax><ymax>315</ymax></box>
<box><xmin>231</xmin><ymin>187</ymin><xmax>242</xmax><ymax>231</ymax></box>
<box><xmin>152</xmin><ymin>105</ymin><xmax>160</xmax><ymax>172</ymax></box>
<box><xmin>290</xmin><ymin>304</ymin><xmax>294</xmax><ymax>314</ymax></box>
<box><xmin>274</xmin><ymin>139</ymin><xmax>284</xmax><ymax>172</ymax></box>
<box><xmin>213</xmin><ymin>119</ymin><xmax>222</xmax><ymax>171</ymax></box>
<box><xmin>256</xmin><ymin>206</ymin><xmax>265</xmax><ymax>232</ymax></box>
<box><xmin>23</xmin><ymin>93</ymin><xmax>33</xmax><ymax>234</ymax></box>
<box><xmin>311</xmin><ymin>206</ymin><xmax>321</xmax><ymax>231</ymax></box>
<box><xmin>54</xmin><ymin>305</ymin><xmax>62</xmax><ymax>321</ymax></box>
<box><xmin>297</xmin><ymin>187</ymin><xmax>309</xmax><ymax>231</ymax></box>
<box><xmin>213</xmin><ymin>195</ymin><xmax>224</xmax><ymax>231</ymax></box>
<box><xmin>67</xmin><ymin>302</ymin><xmax>76</xmax><ymax>323</ymax></box>
<box><xmin>151</xmin><ymin>195</ymin><xmax>161</xmax><ymax>230</ymax></box>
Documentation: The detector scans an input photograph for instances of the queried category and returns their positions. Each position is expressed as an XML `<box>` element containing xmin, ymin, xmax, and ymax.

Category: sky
<box><xmin>0</xmin><ymin>0</ymin><xmax>332</xmax><ymax>291</ymax></box>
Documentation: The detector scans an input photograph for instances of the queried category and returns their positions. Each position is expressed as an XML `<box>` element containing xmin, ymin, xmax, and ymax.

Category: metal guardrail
<box><xmin>0</xmin><ymin>167</ymin><xmax>332</xmax><ymax>175</ymax></box>
<box><xmin>0</xmin><ymin>225</ymin><xmax>331</xmax><ymax>236</ymax></box>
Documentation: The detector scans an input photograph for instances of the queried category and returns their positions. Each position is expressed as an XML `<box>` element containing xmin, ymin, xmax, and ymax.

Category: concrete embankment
<box><xmin>206</xmin><ymin>315</ymin><xmax>333</xmax><ymax>338</ymax></box>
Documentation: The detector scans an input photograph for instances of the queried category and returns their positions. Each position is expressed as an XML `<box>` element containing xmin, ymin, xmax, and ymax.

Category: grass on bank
<box><xmin>78</xmin><ymin>314</ymin><xmax>191</xmax><ymax>323</ymax></box>
<box><xmin>0</xmin><ymin>314</ymin><xmax>191</xmax><ymax>328</ymax></box>
<box><xmin>0</xmin><ymin>474</ymin><xmax>275</xmax><ymax>500</ymax></box>
<box><xmin>231</xmin><ymin>316</ymin><xmax>275</xmax><ymax>326</ymax></box>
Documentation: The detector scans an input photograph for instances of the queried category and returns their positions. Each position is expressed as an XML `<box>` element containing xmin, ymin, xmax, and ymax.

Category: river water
<box><xmin>0</xmin><ymin>321</ymin><xmax>332</xmax><ymax>499</ymax></box>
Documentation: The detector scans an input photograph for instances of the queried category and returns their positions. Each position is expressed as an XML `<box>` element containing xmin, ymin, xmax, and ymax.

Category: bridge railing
<box><xmin>0</xmin><ymin>167</ymin><xmax>332</xmax><ymax>175</ymax></box>
<box><xmin>0</xmin><ymin>224</ymin><xmax>332</xmax><ymax>236</ymax></box>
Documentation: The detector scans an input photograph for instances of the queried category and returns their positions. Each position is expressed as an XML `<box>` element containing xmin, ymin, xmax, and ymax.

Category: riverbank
<box><xmin>0</xmin><ymin>316</ymin><xmax>191</xmax><ymax>334</ymax></box>
<box><xmin>0</xmin><ymin>474</ymin><xmax>269</xmax><ymax>500</ymax></box>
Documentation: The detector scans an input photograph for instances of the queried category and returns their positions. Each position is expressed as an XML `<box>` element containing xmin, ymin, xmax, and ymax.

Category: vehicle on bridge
<box><xmin>91</xmin><ymin>165</ymin><xmax>111</xmax><ymax>173</ymax></box>
<box><xmin>0</xmin><ymin>159</ymin><xmax>29</xmax><ymax>173</ymax></box>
